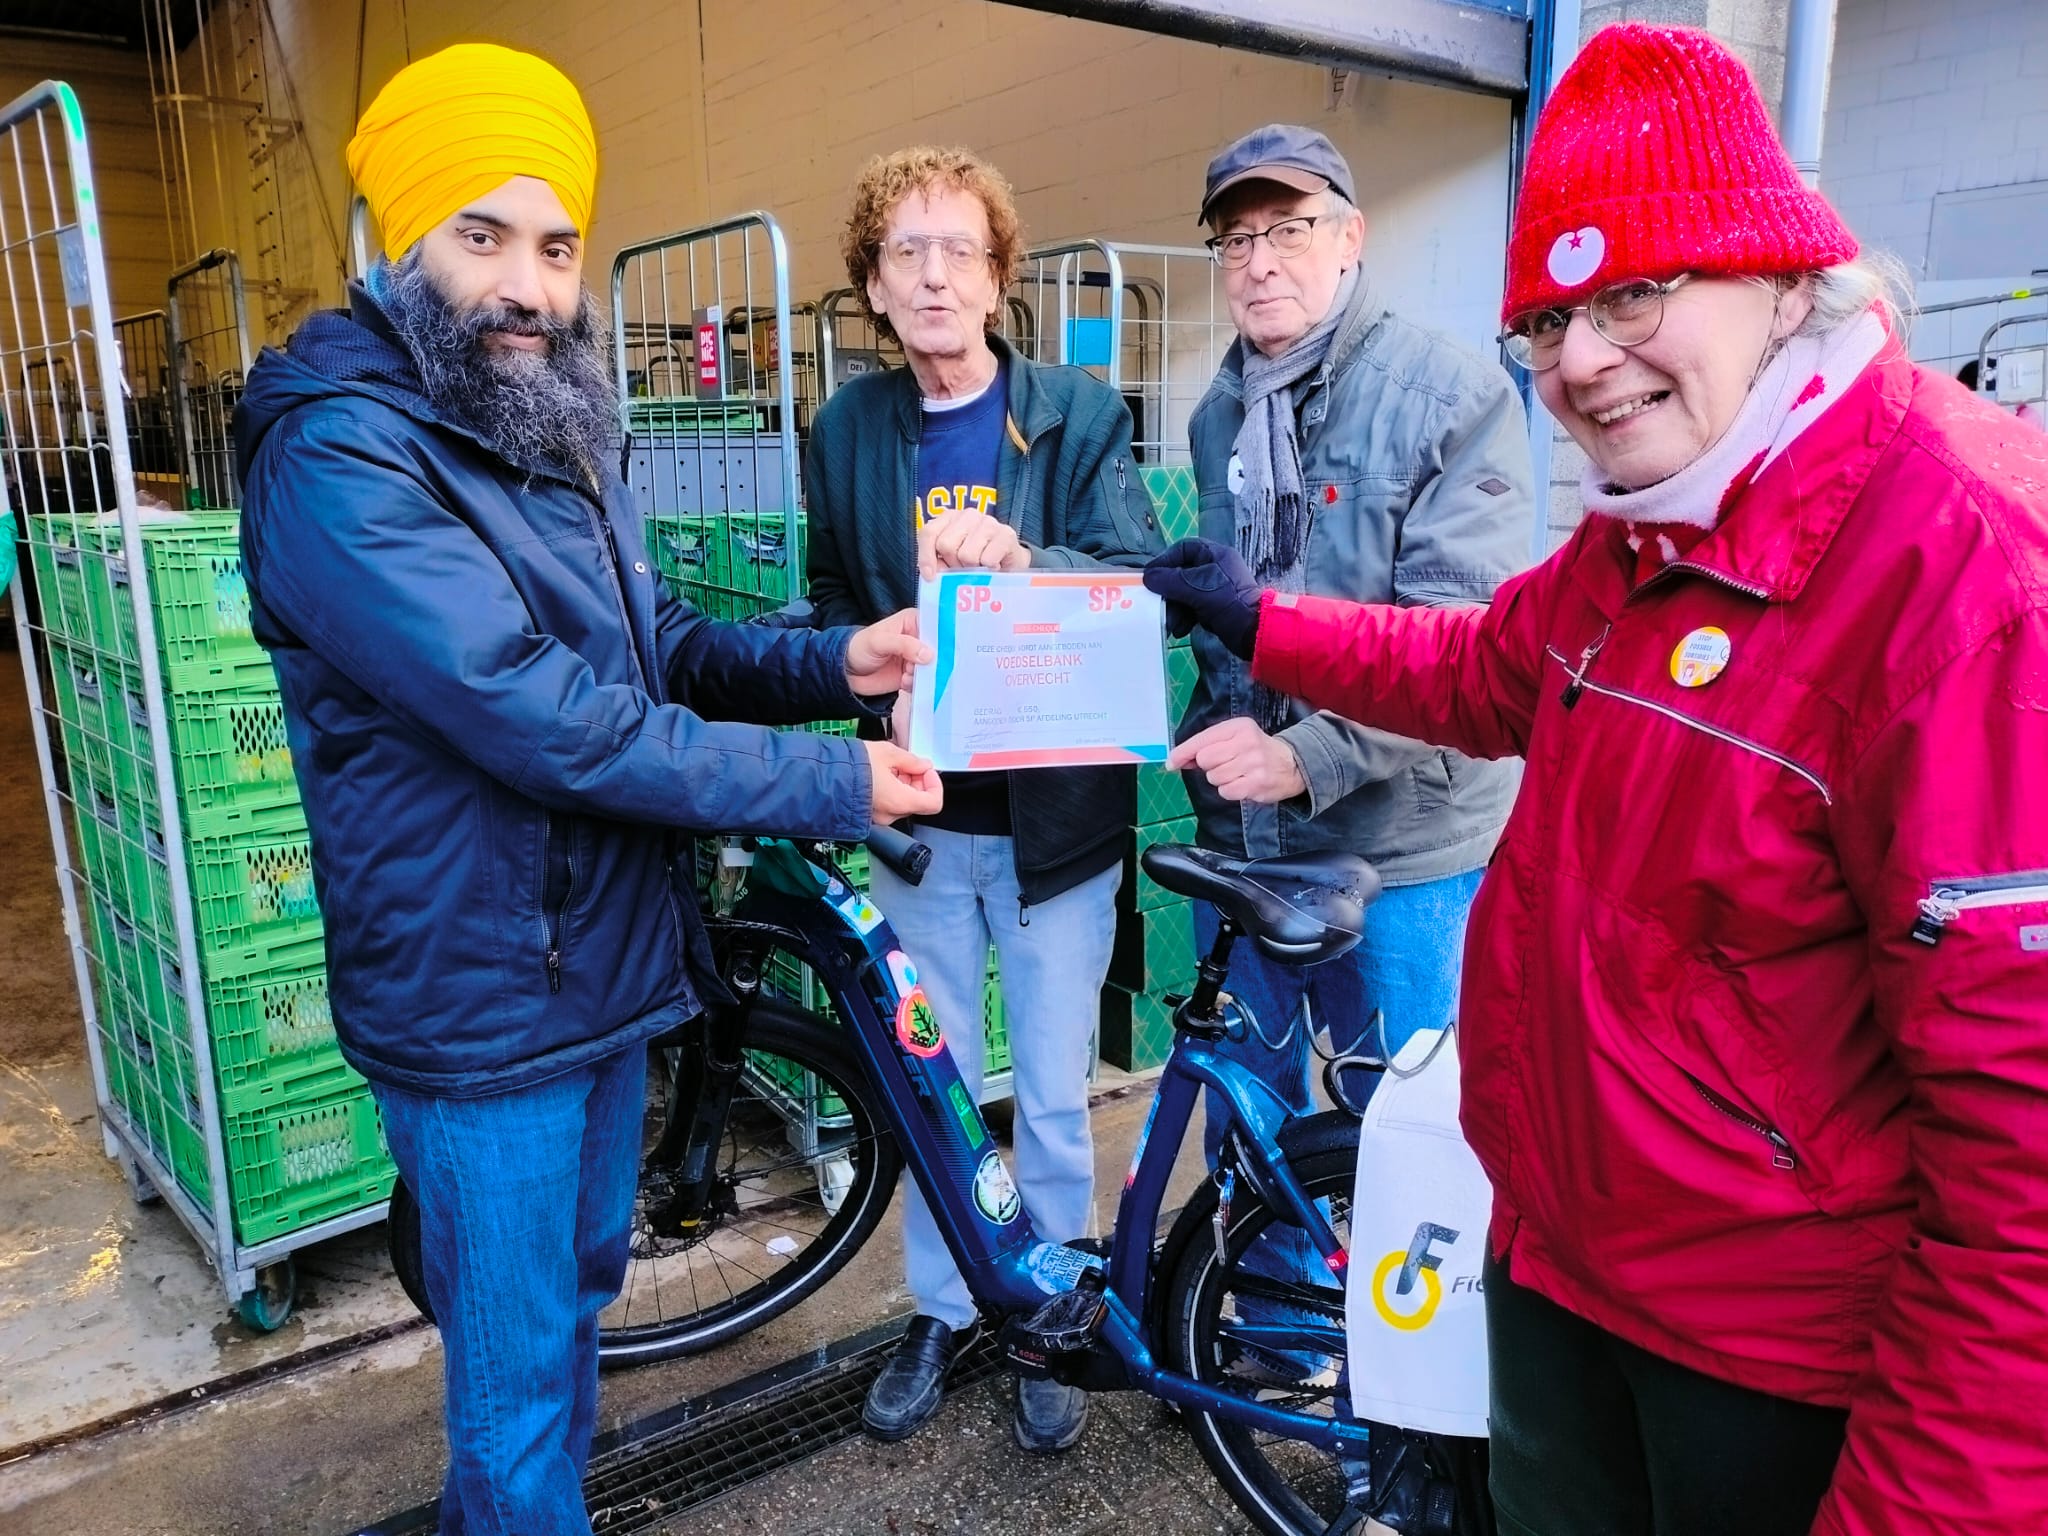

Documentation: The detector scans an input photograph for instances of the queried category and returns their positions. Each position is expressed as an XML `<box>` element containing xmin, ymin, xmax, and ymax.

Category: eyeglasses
<box><xmin>1205</xmin><ymin>216</ymin><xmax>1324</xmax><ymax>270</ymax></box>
<box><xmin>1500</xmin><ymin>275</ymin><xmax>1695</xmax><ymax>371</ymax></box>
<box><xmin>880</xmin><ymin>233</ymin><xmax>995</xmax><ymax>275</ymax></box>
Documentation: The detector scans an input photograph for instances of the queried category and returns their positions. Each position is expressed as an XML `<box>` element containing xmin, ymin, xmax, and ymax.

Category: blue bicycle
<box><xmin>393</xmin><ymin>828</ymin><xmax>1399</xmax><ymax>1535</ymax></box>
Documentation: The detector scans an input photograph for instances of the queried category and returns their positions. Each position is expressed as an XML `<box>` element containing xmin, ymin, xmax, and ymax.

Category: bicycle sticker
<box><xmin>947</xmin><ymin>1080</ymin><xmax>987</xmax><ymax>1150</ymax></box>
<box><xmin>835</xmin><ymin>888</ymin><xmax>886</xmax><ymax>935</ymax></box>
<box><xmin>1123</xmin><ymin>1094</ymin><xmax>1160</xmax><ymax>1190</ymax></box>
<box><xmin>885</xmin><ymin>948</ymin><xmax>917</xmax><ymax>994</ymax></box>
<box><xmin>972</xmin><ymin>1149</ymin><xmax>1022</xmax><ymax>1224</ymax></box>
<box><xmin>1025</xmin><ymin>1241</ymin><xmax>1103</xmax><ymax>1296</ymax></box>
<box><xmin>896</xmin><ymin>986</ymin><xmax>944</xmax><ymax>1058</ymax></box>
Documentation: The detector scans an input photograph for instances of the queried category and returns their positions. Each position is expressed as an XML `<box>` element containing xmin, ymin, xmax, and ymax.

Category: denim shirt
<box><xmin>1181</xmin><ymin>280</ymin><xmax>1534</xmax><ymax>882</ymax></box>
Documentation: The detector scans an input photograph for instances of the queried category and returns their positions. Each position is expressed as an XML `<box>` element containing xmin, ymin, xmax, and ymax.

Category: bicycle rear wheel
<box><xmin>1157</xmin><ymin>1111</ymin><xmax>1364</xmax><ymax>1536</ymax></box>
<box><xmin>387</xmin><ymin>997</ymin><xmax>900</xmax><ymax>1367</ymax></box>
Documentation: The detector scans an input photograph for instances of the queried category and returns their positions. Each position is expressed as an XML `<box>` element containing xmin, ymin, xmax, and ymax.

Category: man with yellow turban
<box><xmin>232</xmin><ymin>44</ymin><xmax>943</xmax><ymax>1534</ymax></box>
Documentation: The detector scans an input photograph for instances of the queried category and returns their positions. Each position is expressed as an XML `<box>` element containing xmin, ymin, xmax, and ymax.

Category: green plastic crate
<box><xmin>221</xmin><ymin>1080</ymin><xmax>395</xmax><ymax>1243</ymax></box>
<box><xmin>1139</xmin><ymin>464</ymin><xmax>1201</xmax><ymax>544</ymax></box>
<box><xmin>26</xmin><ymin>516</ymin><xmax>96</xmax><ymax>643</ymax></box>
<box><xmin>1127</xmin><ymin>817</ymin><xmax>1198</xmax><ymax>913</ymax></box>
<box><xmin>135</xmin><ymin>514</ymin><xmax>265</xmax><ymax>688</ymax></box>
<box><xmin>646</xmin><ymin>513</ymin><xmax>729</xmax><ymax>590</ymax></box>
<box><xmin>1100</xmin><ymin>985</ymin><xmax>1178</xmax><ymax>1072</ymax></box>
<box><xmin>48</xmin><ymin>642</ymin><xmax>137</xmax><ymax>757</ymax></box>
<box><xmin>1137</xmin><ymin>764</ymin><xmax>1193</xmax><ymax>827</ymax></box>
<box><xmin>984</xmin><ymin>973</ymin><xmax>1012</xmax><ymax>1076</ymax></box>
<box><xmin>724</xmin><ymin>511</ymin><xmax>804</xmax><ymax>606</ymax></box>
<box><xmin>181</xmin><ymin>799</ymin><xmax>323</xmax><ymax>957</ymax></box>
<box><xmin>154</xmin><ymin>932</ymin><xmax>339</xmax><ymax>1104</ymax></box>
<box><xmin>1110</xmin><ymin>903</ymin><xmax>1197</xmax><ymax>995</ymax></box>
<box><xmin>163</xmin><ymin>651</ymin><xmax>299</xmax><ymax>817</ymax></box>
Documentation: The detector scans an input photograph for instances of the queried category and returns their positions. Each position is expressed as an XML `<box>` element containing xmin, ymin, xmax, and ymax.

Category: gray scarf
<box><xmin>1232</xmin><ymin>263</ymin><xmax>1361</xmax><ymax>728</ymax></box>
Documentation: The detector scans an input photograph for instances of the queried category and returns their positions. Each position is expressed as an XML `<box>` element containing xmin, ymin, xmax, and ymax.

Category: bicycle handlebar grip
<box><xmin>863</xmin><ymin>824</ymin><xmax>932</xmax><ymax>887</ymax></box>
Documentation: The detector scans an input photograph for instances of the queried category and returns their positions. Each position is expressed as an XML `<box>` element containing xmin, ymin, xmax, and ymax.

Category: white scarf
<box><xmin>1581</xmin><ymin>307</ymin><xmax>1890</xmax><ymax>534</ymax></box>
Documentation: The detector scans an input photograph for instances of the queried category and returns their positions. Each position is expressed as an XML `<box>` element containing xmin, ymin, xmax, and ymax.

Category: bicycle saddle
<box><xmin>1140</xmin><ymin>844</ymin><xmax>1380</xmax><ymax>965</ymax></box>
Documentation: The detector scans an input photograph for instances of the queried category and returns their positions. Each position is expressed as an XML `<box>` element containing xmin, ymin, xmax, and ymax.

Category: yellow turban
<box><xmin>346</xmin><ymin>43</ymin><xmax>597</xmax><ymax>258</ymax></box>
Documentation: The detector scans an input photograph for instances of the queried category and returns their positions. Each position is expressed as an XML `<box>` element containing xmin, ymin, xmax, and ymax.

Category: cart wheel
<box><xmin>235</xmin><ymin>1260</ymin><xmax>297</xmax><ymax>1332</ymax></box>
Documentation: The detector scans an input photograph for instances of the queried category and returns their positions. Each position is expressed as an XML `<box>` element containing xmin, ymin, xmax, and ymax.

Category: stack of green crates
<box><xmin>1100</xmin><ymin>466</ymin><xmax>1204</xmax><ymax>1071</ymax></box>
<box><xmin>31</xmin><ymin>511</ymin><xmax>395</xmax><ymax>1244</ymax></box>
<box><xmin>646</xmin><ymin>507</ymin><xmax>806</xmax><ymax>621</ymax></box>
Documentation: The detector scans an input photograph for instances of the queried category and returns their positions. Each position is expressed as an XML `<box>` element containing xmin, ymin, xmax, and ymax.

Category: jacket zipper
<box><xmin>1910</xmin><ymin>871</ymin><xmax>2048</xmax><ymax>945</ymax></box>
<box><xmin>542</xmin><ymin>815</ymin><xmax>577</xmax><ymax>993</ymax></box>
<box><xmin>583</xmin><ymin>494</ymin><xmax>648</xmax><ymax>691</ymax></box>
<box><xmin>1543</xmin><ymin>646</ymin><xmax>1834</xmax><ymax>805</ymax></box>
<box><xmin>1557</xmin><ymin>625</ymin><xmax>1612</xmax><ymax>709</ymax></box>
<box><xmin>1679</xmin><ymin>1068</ymin><xmax>1796</xmax><ymax>1170</ymax></box>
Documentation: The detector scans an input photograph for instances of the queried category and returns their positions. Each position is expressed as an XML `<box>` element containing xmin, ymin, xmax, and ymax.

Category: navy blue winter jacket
<box><xmin>233</xmin><ymin>287</ymin><xmax>876</xmax><ymax>1096</ymax></box>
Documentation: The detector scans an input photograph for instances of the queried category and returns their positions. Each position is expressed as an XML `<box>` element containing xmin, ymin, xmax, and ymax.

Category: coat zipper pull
<box><xmin>1766</xmin><ymin>1132</ymin><xmax>1796</xmax><ymax>1171</ymax></box>
<box><xmin>1560</xmin><ymin>623</ymin><xmax>1613</xmax><ymax>711</ymax></box>
<box><xmin>1911</xmin><ymin>889</ymin><xmax>1962</xmax><ymax>945</ymax></box>
<box><xmin>546</xmin><ymin>948</ymin><xmax>562</xmax><ymax>993</ymax></box>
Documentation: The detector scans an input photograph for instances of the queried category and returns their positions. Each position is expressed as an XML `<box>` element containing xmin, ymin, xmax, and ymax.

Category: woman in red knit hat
<box><xmin>1147</xmin><ymin>23</ymin><xmax>2048</xmax><ymax>1536</ymax></box>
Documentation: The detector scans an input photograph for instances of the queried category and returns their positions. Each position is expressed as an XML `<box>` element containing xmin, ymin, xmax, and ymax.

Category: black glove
<box><xmin>1142</xmin><ymin>538</ymin><xmax>1263</xmax><ymax>661</ymax></box>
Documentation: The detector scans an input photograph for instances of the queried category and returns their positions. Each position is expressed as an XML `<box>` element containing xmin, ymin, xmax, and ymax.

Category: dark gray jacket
<box><xmin>1182</xmin><ymin>278</ymin><xmax>1532</xmax><ymax>883</ymax></box>
<box><xmin>805</xmin><ymin>335</ymin><xmax>1164</xmax><ymax>904</ymax></box>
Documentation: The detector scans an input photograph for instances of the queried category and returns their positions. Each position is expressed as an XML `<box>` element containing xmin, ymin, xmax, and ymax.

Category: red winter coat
<box><xmin>1254</xmin><ymin>353</ymin><xmax>2048</xmax><ymax>1534</ymax></box>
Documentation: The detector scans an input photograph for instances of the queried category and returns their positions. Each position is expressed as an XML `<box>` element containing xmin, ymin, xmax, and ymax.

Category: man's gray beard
<box><xmin>377</xmin><ymin>250</ymin><xmax>620</xmax><ymax>486</ymax></box>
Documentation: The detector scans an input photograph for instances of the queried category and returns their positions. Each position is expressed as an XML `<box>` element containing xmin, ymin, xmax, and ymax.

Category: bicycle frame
<box><xmin>724</xmin><ymin>841</ymin><xmax>1371</xmax><ymax>1457</ymax></box>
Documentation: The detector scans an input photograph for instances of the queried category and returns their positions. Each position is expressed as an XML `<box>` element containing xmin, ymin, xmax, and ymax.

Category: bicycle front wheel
<box><xmin>601</xmin><ymin>997</ymin><xmax>902</xmax><ymax>1364</ymax></box>
<box><xmin>1157</xmin><ymin>1110</ymin><xmax>1363</xmax><ymax>1536</ymax></box>
<box><xmin>386</xmin><ymin>998</ymin><xmax>901</xmax><ymax>1368</ymax></box>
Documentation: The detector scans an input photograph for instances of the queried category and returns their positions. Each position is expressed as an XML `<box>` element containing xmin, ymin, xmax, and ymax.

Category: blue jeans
<box><xmin>373</xmin><ymin>1045</ymin><xmax>648</xmax><ymax>1536</ymax></box>
<box><xmin>1198</xmin><ymin>866</ymin><xmax>1484</xmax><ymax>1359</ymax></box>
<box><xmin>869</xmin><ymin>827</ymin><xmax>1120</xmax><ymax>1329</ymax></box>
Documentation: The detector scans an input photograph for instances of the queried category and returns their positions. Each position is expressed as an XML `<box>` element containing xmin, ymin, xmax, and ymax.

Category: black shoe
<box><xmin>863</xmin><ymin>1315</ymin><xmax>972</xmax><ymax>1442</ymax></box>
<box><xmin>1014</xmin><ymin>1375</ymin><xmax>1090</xmax><ymax>1454</ymax></box>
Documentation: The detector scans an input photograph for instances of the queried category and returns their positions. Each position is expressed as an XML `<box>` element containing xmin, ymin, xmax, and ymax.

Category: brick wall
<box><xmin>1821</xmin><ymin>0</ymin><xmax>2048</xmax><ymax>281</ymax></box>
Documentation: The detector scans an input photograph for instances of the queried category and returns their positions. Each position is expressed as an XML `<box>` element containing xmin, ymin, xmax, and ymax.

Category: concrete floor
<box><xmin>696</xmin><ymin>1371</ymin><xmax>1257</xmax><ymax>1536</ymax></box>
<box><xmin>1</xmin><ymin>1080</ymin><xmax>1215</xmax><ymax>1535</ymax></box>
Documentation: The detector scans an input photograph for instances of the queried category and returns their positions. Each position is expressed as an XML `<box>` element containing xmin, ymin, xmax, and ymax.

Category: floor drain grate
<box><xmin>353</xmin><ymin>1319</ymin><xmax>1003</xmax><ymax>1536</ymax></box>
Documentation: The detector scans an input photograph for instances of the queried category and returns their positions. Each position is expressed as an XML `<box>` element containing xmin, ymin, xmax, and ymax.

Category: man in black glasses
<box><xmin>1155</xmin><ymin>123</ymin><xmax>1533</xmax><ymax>1383</ymax></box>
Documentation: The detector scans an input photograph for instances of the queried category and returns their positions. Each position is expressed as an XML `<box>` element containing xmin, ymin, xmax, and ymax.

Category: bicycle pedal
<box><xmin>1000</xmin><ymin>1286</ymin><xmax>1108</xmax><ymax>1377</ymax></box>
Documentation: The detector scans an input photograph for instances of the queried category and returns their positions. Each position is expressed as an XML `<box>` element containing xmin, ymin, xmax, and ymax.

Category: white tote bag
<box><xmin>1345</xmin><ymin>1022</ymin><xmax>1493</xmax><ymax>1438</ymax></box>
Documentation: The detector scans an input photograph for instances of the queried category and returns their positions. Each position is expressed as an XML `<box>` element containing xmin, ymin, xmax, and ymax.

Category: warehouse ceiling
<box><xmin>0</xmin><ymin>0</ymin><xmax>209</xmax><ymax>50</ymax></box>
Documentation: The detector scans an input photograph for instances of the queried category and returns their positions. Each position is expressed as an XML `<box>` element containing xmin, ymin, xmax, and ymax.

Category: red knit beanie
<box><xmin>1503</xmin><ymin>24</ymin><xmax>1858</xmax><ymax>323</ymax></box>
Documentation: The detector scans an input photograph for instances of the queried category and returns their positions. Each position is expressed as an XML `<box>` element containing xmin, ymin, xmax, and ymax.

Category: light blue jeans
<box><xmin>372</xmin><ymin>1044</ymin><xmax>647</xmax><ymax>1536</ymax></box>
<box><xmin>1198</xmin><ymin>866</ymin><xmax>1485</xmax><ymax>1356</ymax></box>
<box><xmin>869</xmin><ymin>827</ymin><xmax>1120</xmax><ymax>1329</ymax></box>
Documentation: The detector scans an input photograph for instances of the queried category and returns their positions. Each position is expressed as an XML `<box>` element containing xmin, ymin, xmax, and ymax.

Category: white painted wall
<box><xmin>1822</xmin><ymin>0</ymin><xmax>2048</xmax><ymax>295</ymax></box>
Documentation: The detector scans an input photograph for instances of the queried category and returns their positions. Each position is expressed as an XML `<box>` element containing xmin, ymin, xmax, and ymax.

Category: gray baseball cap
<box><xmin>1199</xmin><ymin>124</ymin><xmax>1356</xmax><ymax>226</ymax></box>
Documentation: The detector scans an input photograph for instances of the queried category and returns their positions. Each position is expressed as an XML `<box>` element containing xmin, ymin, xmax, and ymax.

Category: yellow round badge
<box><xmin>1671</xmin><ymin>626</ymin><xmax>1732</xmax><ymax>688</ymax></box>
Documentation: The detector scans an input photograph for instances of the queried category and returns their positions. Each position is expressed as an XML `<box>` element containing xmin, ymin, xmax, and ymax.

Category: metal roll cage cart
<box><xmin>4</xmin><ymin>80</ymin><xmax>377</xmax><ymax>1326</ymax></box>
<box><xmin>166</xmin><ymin>245</ymin><xmax>255</xmax><ymax>510</ymax></box>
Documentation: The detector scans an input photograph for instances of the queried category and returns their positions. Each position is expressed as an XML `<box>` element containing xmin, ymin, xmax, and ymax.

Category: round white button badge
<box><xmin>1670</xmin><ymin>626</ymin><xmax>1732</xmax><ymax>688</ymax></box>
<box><xmin>1227</xmin><ymin>453</ymin><xmax>1245</xmax><ymax>495</ymax></box>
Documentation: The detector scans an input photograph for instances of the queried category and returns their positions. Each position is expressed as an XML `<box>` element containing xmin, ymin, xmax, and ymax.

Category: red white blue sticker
<box><xmin>972</xmin><ymin>1150</ymin><xmax>1022</xmax><ymax>1224</ymax></box>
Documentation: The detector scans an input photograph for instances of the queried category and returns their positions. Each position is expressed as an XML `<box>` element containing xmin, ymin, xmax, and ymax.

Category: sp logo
<box><xmin>1371</xmin><ymin>1222</ymin><xmax>1460</xmax><ymax>1331</ymax></box>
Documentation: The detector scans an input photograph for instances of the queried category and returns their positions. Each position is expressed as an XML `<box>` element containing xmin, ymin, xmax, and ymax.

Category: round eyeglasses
<box><xmin>880</xmin><ymin>233</ymin><xmax>995</xmax><ymax>275</ymax></box>
<box><xmin>1205</xmin><ymin>215</ymin><xmax>1323</xmax><ymax>270</ymax></box>
<box><xmin>1500</xmin><ymin>274</ymin><xmax>1694</xmax><ymax>371</ymax></box>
